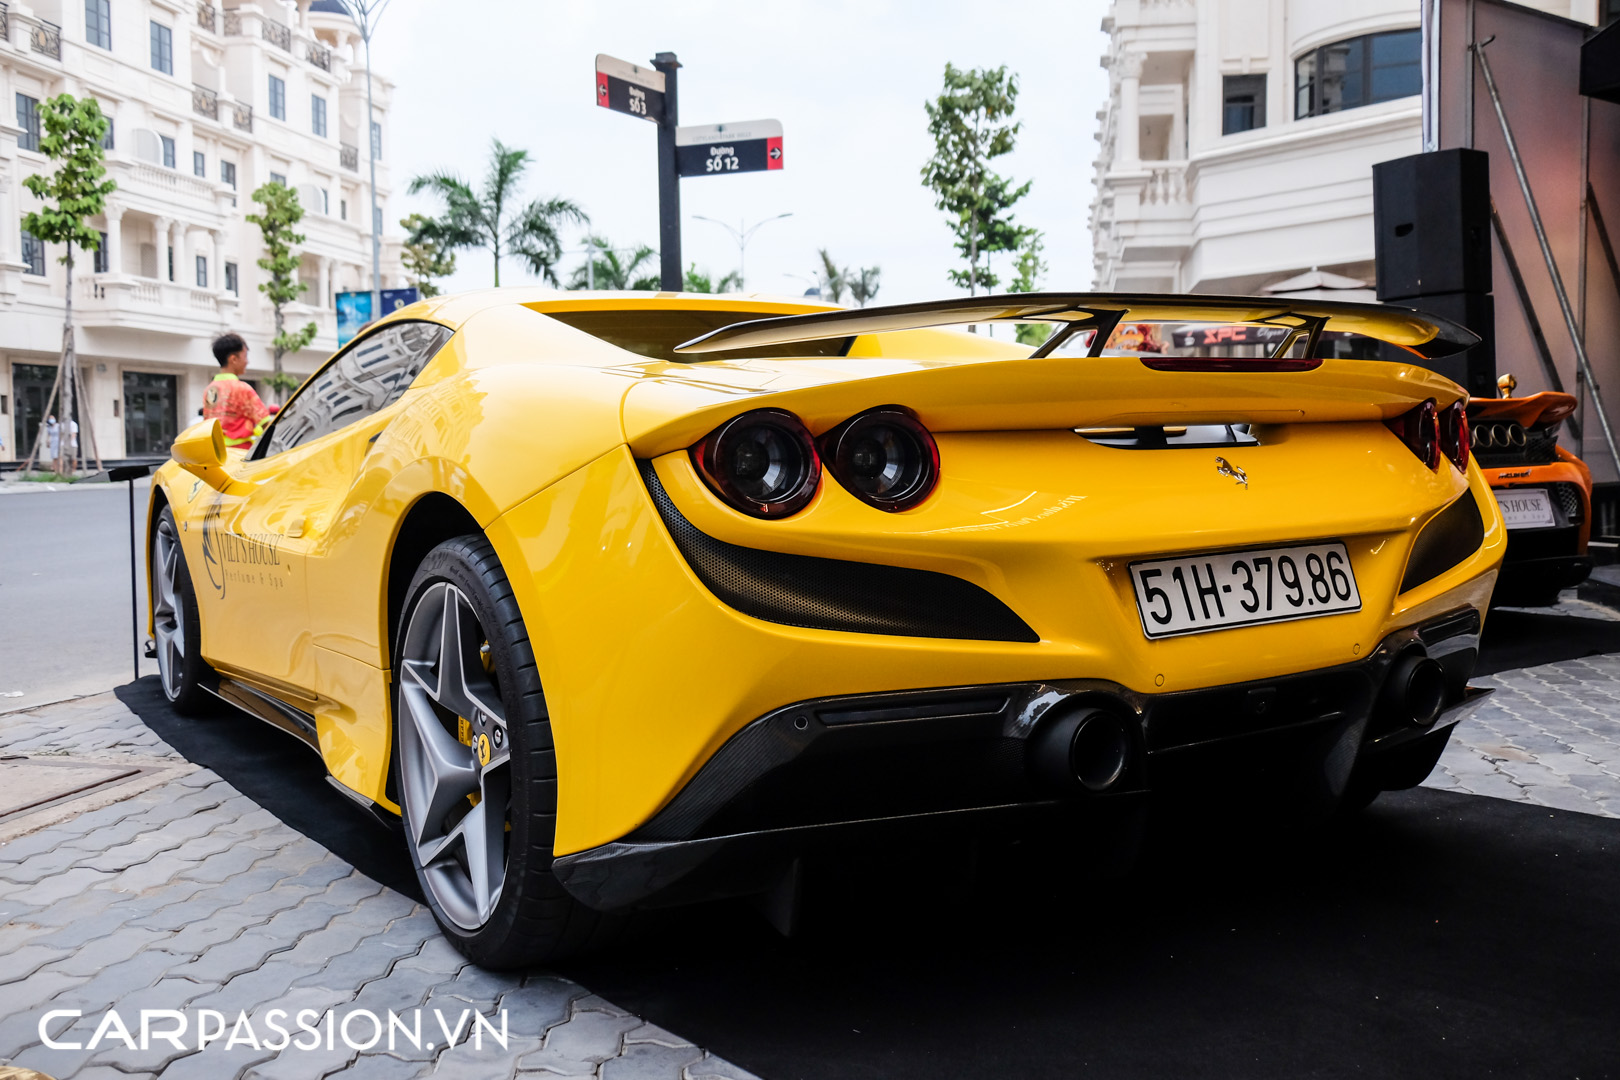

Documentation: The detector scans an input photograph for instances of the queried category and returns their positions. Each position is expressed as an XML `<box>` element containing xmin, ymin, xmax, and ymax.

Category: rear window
<box><xmin>544</xmin><ymin>308</ymin><xmax>853</xmax><ymax>363</ymax></box>
<box><xmin>1043</xmin><ymin>320</ymin><xmax>1383</xmax><ymax>360</ymax></box>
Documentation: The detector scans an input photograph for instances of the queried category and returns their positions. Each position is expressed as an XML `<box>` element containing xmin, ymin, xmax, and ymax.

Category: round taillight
<box><xmin>1386</xmin><ymin>398</ymin><xmax>1441</xmax><ymax>470</ymax></box>
<box><xmin>1439</xmin><ymin>401</ymin><xmax>1469</xmax><ymax>472</ymax></box>
<box><xmin>821</xmin><ymin>407</ymin><xmax>939</xmax><ymax>512</ymax></box>
<box><xmin>692</xmin><ymin>409</ymin><xmax>820</xmax><ymax>518</ymax></box>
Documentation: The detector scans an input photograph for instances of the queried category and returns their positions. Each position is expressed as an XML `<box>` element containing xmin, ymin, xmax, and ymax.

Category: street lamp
<box><xmin>335</xmin><ymin>0</ymin><xmax>390</xmax><ymax>321</ymax></box>
<box><xmin>691</xmin><ymin>212</ymin><xmax>791</xmax><ymax>292</ymax></box>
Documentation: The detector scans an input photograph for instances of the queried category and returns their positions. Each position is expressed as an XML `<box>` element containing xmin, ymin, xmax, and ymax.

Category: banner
<box><xmin>380</xmin><ymin>287</ymin><xmax>420</xmax><ymax>315</ymax></box>
<box><xmin>335</xmin><ymin>291</ymin><xmax>373</xmax><ymax>347</ymax></box>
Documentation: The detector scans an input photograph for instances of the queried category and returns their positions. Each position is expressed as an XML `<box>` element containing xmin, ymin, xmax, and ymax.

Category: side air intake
<box><xmin>638</xmin><ymin>459</ymin><xmax>1040</xmax><ymax>643</ymax></box>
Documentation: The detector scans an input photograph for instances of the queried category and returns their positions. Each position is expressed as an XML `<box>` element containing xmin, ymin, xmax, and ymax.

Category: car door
<box><xmin>200</xmin><ymin>321</ymin><xmax>452</xmax><ymax>701</ymax></box>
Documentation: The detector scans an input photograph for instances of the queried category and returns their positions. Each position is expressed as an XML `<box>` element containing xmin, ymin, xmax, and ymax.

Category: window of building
<box><xmin>269</xmin><ymin>75</ymin><xmax>286</xmax><ymax>121</ymax></box>
<box><xmin>86</xmin><ymin>0</ymin><xmax>111</xmax><ymax>49</ymax></box>
<box><xmin>193</xmin><ymin>150</ymin><xmax>206</xmax><ymax>177</ymax></box>
<box><xmin>150</xmin><ymin>22</ymin><xmax>174</xmax><ymax>75</ymax></box>
<box><xmin>221</xmin><ymin>160</ymin><xmax>237</xmax><ymax>189</ymax></box>
<box><xmin>167</xmin><ymin>246</ymin><xmax>174</xmax><ymax>281</ymax></box>
<box><xmin>340</xmin><ymin>198</ymin><xmax>347</xmax><ymax>221</ymax></box>
<box><xmin>1295</xmin><ymin>29</ymin><xmax>1421</xmax><ymax>119</ymax></box>
<box><xmin>22</xmin><ymin>229</ymin><xmax>46</xmax><ymax>276</ymax></box>
<box><xmin>225</xmin><ymin>262</ymin><xmax>239</xmax><ymax>295</ymax></box>
<box><xmin>16</xmin><ymin>94</ymin><xmax>41</xmax><ymax>153</ymax></box>
<box><xmin>101</xmin><ymin>118</ymin><xmax>115</xmax><ymax>151</ymax></box>
<box><xmin>93</xmin><ymin>231</ymin><xmax>109</xmax><ymax>273</ymax></box>
<box><xmin>1222</xmin><ymin>74</ymin><xmax>1266</xmax><ymax>135</ymax></box>
<box><xmin>160</xmin><ymin>134</ymin><xmax>176</xmax><ymax>169</ymax></box>
<box><xmin>196</xmin><ymin>255</ymin><xmax>208</xmax><ymax>289</ymax></box>
<box><xmin>257</xmin><ymin>322</ymin><xmax>452</xmax><ymax>457</ymax></box>
<box><xmin>312</xmin><ymin>95</ymin><xmax>327</xmax><ymax>137</ymax></box>
<box><xmin>320</xmin><ymin>189</ymin><xmax>330</xmax><ymax>215</ymax></box>
<box><xmin>270</xmin><ymin>171</ymin><xmax>288</xmax><ymax>186</ymax></box>
<box><xmin>370</xmin><ymin>120</ymin><xmax>382</xmax><ymax>159</ymax></box>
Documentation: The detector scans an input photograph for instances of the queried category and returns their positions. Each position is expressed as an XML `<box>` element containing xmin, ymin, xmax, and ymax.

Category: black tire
<box><xmin>392</xmin><ymin>534</ymin><xmax>618</xmax><ymax>968</ymax></box>
<box><xmin>151</xmin><ymin>505</ymin><xmax>215</xmax><ymax>716</ymax></box>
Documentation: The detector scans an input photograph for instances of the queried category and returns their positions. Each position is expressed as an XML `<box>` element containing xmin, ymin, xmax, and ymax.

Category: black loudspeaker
<box><xmin>1374</xmin><ymin>149</ymin><xmax>1492</xmax><ymax>301</ymax></box>
<box><xmin>1381</xmin><ymin>291</ymin><xmax>1497</xmax><ymax>398</ymax></box>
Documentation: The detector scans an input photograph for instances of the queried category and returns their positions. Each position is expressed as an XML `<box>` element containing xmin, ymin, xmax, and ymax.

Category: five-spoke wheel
<box><xmin>150</xmin><ymin>506</ymin><xmax>212</xmax><ymax>714</ymax></box>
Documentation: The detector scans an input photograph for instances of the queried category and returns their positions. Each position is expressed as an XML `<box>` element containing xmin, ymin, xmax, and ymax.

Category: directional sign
<box><xmin>595</xmin><ymin>54</ymin><xmax>666</xmax><ymax>123</ymax></box>
<box><xmin>675</xmin><ymin>119</ymin><xmax>784</xmax><ymax>178</ymax></box>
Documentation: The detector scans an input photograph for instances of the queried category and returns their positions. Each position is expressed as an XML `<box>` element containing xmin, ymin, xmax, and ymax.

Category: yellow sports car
<box><xmin>147</xmin><ymin>291</ymin><xmax>1503</xmax><ymax>965</ymax></box>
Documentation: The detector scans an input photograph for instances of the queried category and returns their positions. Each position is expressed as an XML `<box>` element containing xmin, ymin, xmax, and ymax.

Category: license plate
<box><xmin>1495</xmin><ymin>488</ymin><xmax>1557</xmax><ymax>530</ymax></box>
<box><xmin>1129</xmin><ymin>542</ymin><xmax>1362</xmax><ymax>639</ymax></box>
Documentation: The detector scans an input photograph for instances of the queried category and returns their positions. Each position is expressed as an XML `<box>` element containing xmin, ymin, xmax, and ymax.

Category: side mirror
<box><xmin>170</xmin><ymin>419</ymin><xmax>238</xmax><ymax>492</ymax></box>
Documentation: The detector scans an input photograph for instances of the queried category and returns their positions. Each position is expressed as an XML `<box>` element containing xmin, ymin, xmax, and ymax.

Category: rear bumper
<box><xmin>552</xmin><ymin>611</ymin><xmax>1490</xmax><ymax>911</ymax></box>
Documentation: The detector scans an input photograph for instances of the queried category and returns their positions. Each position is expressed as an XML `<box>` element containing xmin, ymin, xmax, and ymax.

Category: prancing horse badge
<box><xmin>1215</xmin><ymin>456</ymin><xmax>1249</xmax><ymax>488</ymax></box>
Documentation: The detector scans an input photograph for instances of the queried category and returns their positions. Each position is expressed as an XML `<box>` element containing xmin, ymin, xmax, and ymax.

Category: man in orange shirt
<box><xmin>202</xmin><ymin>332</ymin><xmax>270</xmax><ymax>450</ymax></box>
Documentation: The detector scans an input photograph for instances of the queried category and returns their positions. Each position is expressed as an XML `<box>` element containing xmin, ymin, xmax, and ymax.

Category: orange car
<box><xmin>1471</xmin><ymin>379</ymin><xmax>1593</xmax><ymax>606</ymax></box>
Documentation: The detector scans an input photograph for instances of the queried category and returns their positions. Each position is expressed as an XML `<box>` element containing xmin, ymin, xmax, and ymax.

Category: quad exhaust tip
<box><xmin>1031</xmin><ymin>705</ymin><xmax>1133</xmax><ymax>794</ymax></box>
<box><xmin>1385</xmin><ymin>654</ymin><xmax>1447</xmax><ymax>728</ymax></box>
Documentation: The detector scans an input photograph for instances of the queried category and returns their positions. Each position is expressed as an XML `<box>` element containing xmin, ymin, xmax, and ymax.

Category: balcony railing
<box><xmin>192</xmin><ymin>84</ymin><xmax>219</xmax><ymax>121</ymax></box>
<box><xmin>0</xmin><ymin>4</ymin><xmax>9</xmax><ymax>45</ymax></box>
<box><xmin>222</xmin><ymin>10</ymin><xmax>241</xmax><ymax>35</ymax></box>
<box><xmin>306</xmin><ymin>41</ymin><xmax>332</xmax><ymax>71</ymax></box>
<box><xmin>340</xmin><ymin>142</ymin><xmax>358</xmax><ymax>172</ymax></box>
<box><xmin>231</xmin><ymin>102</ymin><xmax>253</xmax><ymax>133</ymax></box>
<box><xmin>262</xmin><ymin>18</ymin><xmax>291</xmax><ymax>51</ymax></box>
<box><xmin>30</xmin><ymin>17</ymin><xmax>61</xmax><ymax>60</ymax></box>
<box><xmin>196</xmin><ymin>3</ymin><xmax>216</xmax><ymax>33</ymax></box>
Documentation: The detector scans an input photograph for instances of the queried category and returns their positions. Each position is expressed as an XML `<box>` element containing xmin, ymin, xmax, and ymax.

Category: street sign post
<box><xmin>595</xmin><ymin>53</ymin><xmax>787</xmax><ymax>291</ymax></box>
<box><xmin>675</xmin><ymin>120</ymin><xmax>784</xmax><ymax>177</ymax></box>
<box><xmin>594</xmin><ymin>54</ymin><xmax>666</xmax><ymax>123</ymax></box>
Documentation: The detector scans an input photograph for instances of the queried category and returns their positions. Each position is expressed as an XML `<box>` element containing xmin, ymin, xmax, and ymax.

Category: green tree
<box><xmin>566</xmin><ymin>237</ymin><xmax>659</xmax><ymax>290</ymax></box>
<box><xmin>921</xmin><ymin>64</ymin><xmax>1033</xmax><ymax>295</ymax></box>
<box><xmin>400</xmin><ymin>212</ymin><xmax>456</xmax><ymax>297</ymax></box>
<box><xmin>848</xmin><ymin>266</ymin><xmax>882</xmax><ymax>307</ymax></box>
<box><xmin>20</xmin><ymin>93</ymin><xmax>116</xmax><ymax>475</ymax></box>
<box><xmin>246</xmin><ymin>182</ymin><xmax>318</xmax><ymax>402</ymax></box>
<box><xmin>684</xmin><ymin>264</ymin><xmax>742</xmax><ymax>293</ymax></box>
<box><xmin>1008</xmin><ymin>233</ymin><xmax>1051</xmax><ymax>346</ymax></box>
<box><xmin>817</xmin><ymin>248</ymin><xmax>848</xmax><ymax>303</ymax></box>
<box><xmin>408</xmin><ymin>139</ymin><xmax>587</xmax><ymax>287</ymax></box>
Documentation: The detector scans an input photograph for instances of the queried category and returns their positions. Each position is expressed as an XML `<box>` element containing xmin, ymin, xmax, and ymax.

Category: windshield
<box><xmin>545</xmin><ymin>308</ymin><xmax>853</xmax><ymax>363</ymax></box>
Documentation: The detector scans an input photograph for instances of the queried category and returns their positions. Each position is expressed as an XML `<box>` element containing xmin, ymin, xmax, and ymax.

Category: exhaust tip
<box><xmin>1031</xmin><ymin>705</ymin><xmax>1133</xmax><ymax>794</ymax></box>
<box><xmin>1385</xmin><ymin>654</ymin><xmax>1447</xmax><ymax>728</ymax></box>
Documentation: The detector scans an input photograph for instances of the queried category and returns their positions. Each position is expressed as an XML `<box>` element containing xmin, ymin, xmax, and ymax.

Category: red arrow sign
<box><xmin>596</xmin><ymin>70</ymin><xmax>609</xmax><ymax>106</ymax></box>
<box><xmin>767</xmin><ymin>137</ymin><xmax>783</xmax><ymax>169</ymax></box>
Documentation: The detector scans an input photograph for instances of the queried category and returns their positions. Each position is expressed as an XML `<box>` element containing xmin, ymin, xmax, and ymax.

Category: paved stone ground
<box><xmin>0</xmin><ymin>695</ymin><xmax>757</xmax><ymax>1080</ymax></box>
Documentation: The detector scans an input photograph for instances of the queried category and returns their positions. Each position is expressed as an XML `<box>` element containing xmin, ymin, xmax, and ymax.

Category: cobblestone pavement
<box><xmin>3</xmin><ymin>618</ymin><xmax>1618</xmax><ymax>1080</ymax></box>
<box><xmin>1423</xmin><ymin>653</ymin><xmax>1620</xmax><ymax>816</ymax></box>
<box><xmin>0</xmin><ymin>694</ymin><xmax>757</xmax><ymax>1080</ymax></box>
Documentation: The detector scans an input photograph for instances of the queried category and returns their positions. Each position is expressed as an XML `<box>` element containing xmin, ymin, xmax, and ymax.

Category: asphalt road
<box><xmin>0</xmin><ymin>480</ymin><xmax>157</xmax><ymax>711</ymax></box>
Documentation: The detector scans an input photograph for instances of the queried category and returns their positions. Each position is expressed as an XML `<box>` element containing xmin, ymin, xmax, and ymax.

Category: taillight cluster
<box><xmin>691</xmin><ymin>406</ymin><xmax>939</xmax><ymax>518</ymax></box>
<box><xmin>1386</xmin><ymin>398</ymin><xmax>1469</xmax><ymax>472</ymax></box>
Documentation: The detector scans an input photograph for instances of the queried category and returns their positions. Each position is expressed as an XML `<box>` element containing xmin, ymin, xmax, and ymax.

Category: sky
<box><xmin>380</xmin><ymin>0</ymin><xmax>1112</xmax><ymax>304</ymax></box>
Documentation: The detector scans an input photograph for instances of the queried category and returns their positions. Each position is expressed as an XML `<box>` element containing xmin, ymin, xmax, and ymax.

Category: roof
<box><xmin>309</xmin><ymin>0</ymin><xmax>351</xmax><ymax>15</ymax></box>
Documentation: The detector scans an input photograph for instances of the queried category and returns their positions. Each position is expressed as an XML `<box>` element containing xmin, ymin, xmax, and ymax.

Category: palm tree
<box><xmin>566</xmin><ymin>237</ymin><xmax>660</xmax><ymax>290</ymax></box>
<box><xmin>817</xmin><ymin>248</ymin><xmax>848</xmax><ymax>303</ymax></box>
<box><xmin>407</xmin><ymin>138</ymin><xmax>586</xmax><ymax>287</ymax></box>
<box><xmin>849</xmin><ymin>266</ymin><xmax>882</xmax><ymax>307</ymax></box>
<box><xmin>684</xmin><ymin>264</ymin><xmax>743</xmax><ymax>293</ymax></box>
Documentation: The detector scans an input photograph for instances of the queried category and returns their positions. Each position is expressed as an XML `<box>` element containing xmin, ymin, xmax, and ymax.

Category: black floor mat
<box><xmin>115</xmin><ymin>676</ymin><xmax>421</xmax><ymax>902</ymax></box>
<box><xmin>561</xmin><ymin>788</ymin><xmax>1620</xmax><ymax>1080</ymax></box>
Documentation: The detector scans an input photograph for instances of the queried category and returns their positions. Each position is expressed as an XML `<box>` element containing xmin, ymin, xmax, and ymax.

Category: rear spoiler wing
<box><xmin>674</xmin><ymin>292</ymin><xmax>1480</xmax><ymax>360</ymax></box>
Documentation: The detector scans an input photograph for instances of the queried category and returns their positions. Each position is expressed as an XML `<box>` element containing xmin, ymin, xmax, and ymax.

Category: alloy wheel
<box><xmin>152</xmin><ymin>516</ymin><xmax>186</xmax><ymax>701</ymax></box>
<box><xmin>398</xmin><ymin>581</ymin><xmax>512</xmax><ymax>931</ymax></box>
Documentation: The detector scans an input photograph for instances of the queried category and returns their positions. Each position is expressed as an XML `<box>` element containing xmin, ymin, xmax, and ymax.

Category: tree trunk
<box><xmin>58</xmin><ymin>247</ymin><xmax>76</xmax><ymax>475</ymax></box>
<box><xmin>273</xmin><ymin>301</ymin><xmax>286</xmax><ymax>404</ymax></box>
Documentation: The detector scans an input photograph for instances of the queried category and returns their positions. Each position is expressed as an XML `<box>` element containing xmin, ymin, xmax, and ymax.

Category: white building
<box><xmin>1089</xmin><ymin>0</ymin><xmax>1601</xmax><ymax>297</ymax></box>
<box><xmin>0</xmin><ymin>0</ymin><xmax>404</xmax><ymax>463</ymax></box>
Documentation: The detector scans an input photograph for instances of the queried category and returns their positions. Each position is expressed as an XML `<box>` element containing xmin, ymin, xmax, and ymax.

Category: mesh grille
<box><xmin>1550</xmin><ymin>482</ymin><xmax>1585</xmax><ymax>523</ymax></box>
<box><xmin>638</xmin><ymin>459</ymin><xmax>1039</xmax><ymax>643</ymax></box>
